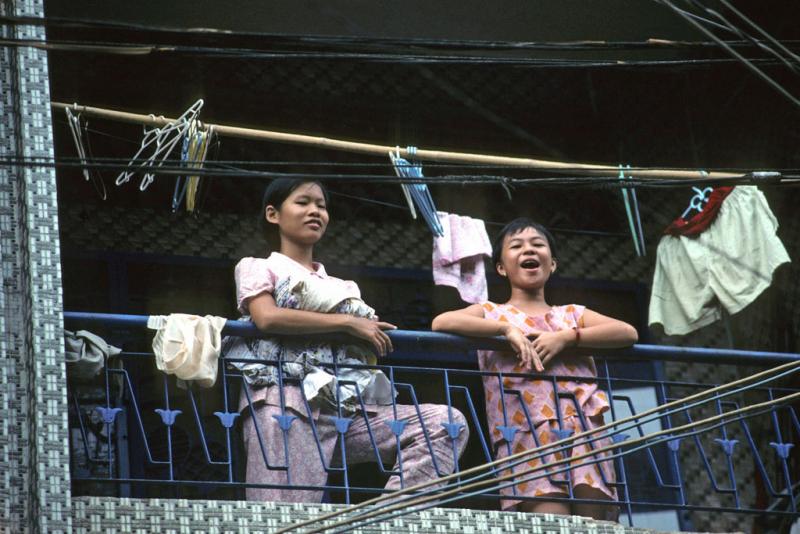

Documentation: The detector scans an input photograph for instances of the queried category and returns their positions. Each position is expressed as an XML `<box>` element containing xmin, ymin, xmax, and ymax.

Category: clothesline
<box><xmin>51</xmin><ymin>101</ymin><xmax>750</xmax><ymax>181</ymax></box>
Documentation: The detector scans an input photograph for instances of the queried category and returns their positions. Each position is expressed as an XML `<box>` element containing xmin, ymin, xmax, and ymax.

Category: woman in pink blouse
<box><xmin>233</xmin><ymin>178</ymin><xmax>468</xmax><ymax>503</ymax></box>
<box><xmin>433</xmin><ymin>218</ymin><xmax>637</xmax><ymax>520</ymax></box>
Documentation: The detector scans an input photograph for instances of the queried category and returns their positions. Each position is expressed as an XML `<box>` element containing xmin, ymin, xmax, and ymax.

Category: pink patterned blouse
<box><xmin>477</xmin><ymin>302</ymin><xmax>610</xmax><ymax>448</ymax></box>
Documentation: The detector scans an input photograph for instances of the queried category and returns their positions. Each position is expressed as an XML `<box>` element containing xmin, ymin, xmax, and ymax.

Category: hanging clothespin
<box><xmin>390</xmin><ymin>146</ymin><xmax>444</xmax><ymax>237</ymax></box>
<box><xmin>619</xmin><ymin>165</ymin><xmax>646</xmax><ymax>257</ymax></box>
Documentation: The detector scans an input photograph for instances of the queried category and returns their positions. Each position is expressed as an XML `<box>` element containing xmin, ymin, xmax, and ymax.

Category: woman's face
<box><xmin>496</xmin><ymin>226</ymin><xmax>556</xmax><ymax>289</ymax></box>
<box><xmin>266</xmin><ymin>182</ymin><xmax>329</xmax><ymax>246</ymax></box>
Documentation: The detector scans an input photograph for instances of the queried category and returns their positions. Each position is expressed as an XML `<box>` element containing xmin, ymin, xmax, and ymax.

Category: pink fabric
<box><xmin>242</xmin><ymin>394</ymin><xmax>469</xmax><ymax>503</ymax></box>
<box><xmin>477</xmin><ymin>303</ymin><xmax>609</xmax><ymax>447</ymax></box>
<box><xmin>497</xmin><ymin>415</ymin><xmax>617</xmax><ymax>513</ymax></box>
<box><xmin>432</xmin><ymin>212</ymin><xmax>492</xmax><ymax>304</ymax></box>
<box><xmin>476</xmin><ymin>303</ymin><xmax>616</xmax><ymax>508</ymax></box>
<box><xmin>235</xmin><ymin>252</ymin><xmax>360</xmax><ymax>315</ymax></box>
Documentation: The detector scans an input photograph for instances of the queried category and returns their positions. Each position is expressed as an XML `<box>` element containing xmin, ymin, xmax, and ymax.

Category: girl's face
<box><xmin>496</xmin><ymin>226</ymin><xmax>556</xmax><ymax>289</ymax></box>
<box><xmin>265</xmin><ymin>182</ymin><xmax>329</xmax><ymax>246</ymax></box>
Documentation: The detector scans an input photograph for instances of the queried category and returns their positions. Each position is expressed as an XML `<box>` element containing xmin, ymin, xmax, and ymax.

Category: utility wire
<box><xmin>684</xmin><ymin>0</ymin><xmax>800</xmax><ymax>75</ymax></box>
<box><xmin>10</xmin><ymin>154</ymin><xmax>797</xmax><ymax>173</ymax></box>
<box><xmin>716</xmin><ymin>0</ymin><xmax>800</xmax><ymax>66</ymax></box>
<box><xmin>0</xmin><ymin>36</ymin><xmax>788</xmax><ymax>69</ymax></box>
<box><xmin>2</xmin><ymin>156</ymin><xmax>782</xmax><ymax>188</ymax></box>
<box><xmin>656</xmin><ymin>0</ymin><xmax>800</xmax><ymax>111</ymax></box>
<box><xmin>3</xmin><ymin>14</ymin><xmax>799</xmax><ymax>53</ymax></box>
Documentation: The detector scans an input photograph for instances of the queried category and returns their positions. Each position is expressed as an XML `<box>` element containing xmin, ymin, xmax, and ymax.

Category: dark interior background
<box><xmin>46</xmin><ymin>0</ymin><xmax>800</xmax><ymax>517</ymax></box>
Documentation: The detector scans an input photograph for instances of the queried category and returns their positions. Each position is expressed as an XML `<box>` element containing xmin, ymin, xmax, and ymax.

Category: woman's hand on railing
<box><xmin>345</xmin><ymin>316</ymin><xmax>397</xmax><ymax>357</ymax></box>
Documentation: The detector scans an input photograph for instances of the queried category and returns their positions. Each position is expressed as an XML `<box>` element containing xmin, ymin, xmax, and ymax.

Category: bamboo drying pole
<box><xmin>51</xmin><ymin>101</ymin><xmax>744</xmax><ymax>180</ymax></box>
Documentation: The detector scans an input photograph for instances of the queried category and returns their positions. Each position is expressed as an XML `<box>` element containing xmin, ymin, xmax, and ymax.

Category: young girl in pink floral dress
<box><xmin>432</xmin><ymin>218</ymin><xmax>638</xmax><ymax>520</ymax></box>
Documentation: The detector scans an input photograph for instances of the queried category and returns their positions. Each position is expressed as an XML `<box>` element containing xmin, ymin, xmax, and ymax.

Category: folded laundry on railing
<box><xmin>148</xmin><ymin>313</ymin><xmax>227</xmax><ymax>388</ymax></box>
<box><xmin>65</xmin><ymin>329</ymin><xmax>121</xmax><ymax>381</ymax></box>
<box><xmin>223</xmin><ymin>274</ymin><xmax>394</xmax><ymax>412</ymax></box>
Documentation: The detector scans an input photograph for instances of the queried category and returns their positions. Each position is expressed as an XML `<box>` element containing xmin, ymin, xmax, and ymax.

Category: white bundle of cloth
<box><xmin>148</xmin><ymin>314</ymin><xmax>228</xmax><ymax>388</ymax></box>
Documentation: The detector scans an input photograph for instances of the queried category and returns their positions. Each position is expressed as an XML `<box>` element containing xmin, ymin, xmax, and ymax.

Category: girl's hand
<box><xmin>528</xmin><ymin>329</ymin><xmax>574</xmax><ymax>367</ymax></box>
<box><xmin>504</xmin><ymin>326</ymin><xmax>544</xmax><ymax>372</ymax></box>
<box><xmin>345</xmin><ymin>316</ymin><xmax>397</xmax><ymax>357</ymax></box>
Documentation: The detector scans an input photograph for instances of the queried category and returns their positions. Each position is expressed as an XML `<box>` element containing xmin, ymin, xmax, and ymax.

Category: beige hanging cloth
<box><xmin>148</xmin><ymin>314</ymin><xmax>228</xmax><ymax>388</ymax></box>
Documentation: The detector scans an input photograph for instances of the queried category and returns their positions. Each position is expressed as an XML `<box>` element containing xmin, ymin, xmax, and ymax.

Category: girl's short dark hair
<box><xmin>491</xmin><ymin>218</ymin><xmax>558</xmax><ymax>266</ymax></box>
<box><xmin>260</xmin><ymin>178</ymin><xmax>329</xmax><ymax>217</ymax></box>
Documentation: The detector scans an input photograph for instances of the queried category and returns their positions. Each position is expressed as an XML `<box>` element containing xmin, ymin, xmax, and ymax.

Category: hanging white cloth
<box><xmin>148</xmin><ymin>313</ymin><xmax>228</xmax><ymax>388</ymax></box>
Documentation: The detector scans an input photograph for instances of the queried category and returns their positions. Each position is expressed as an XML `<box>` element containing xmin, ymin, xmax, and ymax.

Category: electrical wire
<box><xmin>1</xmin><ymin>156</ymin><xmax>784</xmax><ymax>188</ymax></box>
<box><xmin>1</xmin><ymin>36</ymin><xmax>789</xmax><ymax>69</ymax></box>
<box><xmin>684</xmin><ymin>0</ymin><xmax>800</xmax><ymax>75</ymax></box>
<box><xmin>655</xmin><ymin>0</ymin><xmax>800</xmax><ymax>110</ymax></box>
<box><xmin>32</xmin><ymin>153</ymin><xmax>800</xmax><ymax>174</ymax></box>
<box><xmin>716</xmin><ymin>0</ymin><xmax>800</xmax><ymax>66</ymax></box>
<box><xmin>4</xmin><ymin>14</ymin><xmax>800</xmax><ymax>53</ymax></box>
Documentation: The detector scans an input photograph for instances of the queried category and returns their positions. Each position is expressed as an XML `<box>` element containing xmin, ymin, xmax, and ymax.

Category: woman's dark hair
<box><xmin>491</xmin><ymin>218</ymin><xmax>558</xmax><ymax>267</ymax></box>
<box><xmin>260</xmin><ymin>178</ymin><xmax>329</xmax><ymax>218</ymax></box>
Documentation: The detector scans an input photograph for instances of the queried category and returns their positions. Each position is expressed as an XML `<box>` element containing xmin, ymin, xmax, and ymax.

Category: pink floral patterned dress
<box><xmin>477</xmin><ymin>302</ymin><xmax>617</xmax><ymax>510</ymax></box>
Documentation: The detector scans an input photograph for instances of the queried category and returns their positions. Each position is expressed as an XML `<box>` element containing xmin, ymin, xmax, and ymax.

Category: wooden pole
<box><xmin>51</xmin><ymin>101</ymin><xmax>743</xmax><ymax>180</ymax></box>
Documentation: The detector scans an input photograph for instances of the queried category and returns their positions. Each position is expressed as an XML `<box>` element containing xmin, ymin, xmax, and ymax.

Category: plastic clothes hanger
<box><xmin>390</xmin><ymin>146</ymin><xmax>444</xmax><ymax>237</ymax></box>
<box><xmin>171</xmin><ymin>120</ymin><xmax>198</xmax><ymax>212</ymax></box>
<box><xmin>618</xmin><ymin>165</ymin><xmax>646</xmax><ymax>257</ymax></box>
<box><xmin>186</xmin><ymin>126</ymin><xmax>213</xmax><ymax>212</ymax></box>
<box><xmin>680</xmin><ymin>173</ymin><xmax>713</xmax><ymax>219</ymax></box>
<box><xmin>390</xmin><ymin>146</ymin><xmax>417</xmax><ymax>219</ymax></box>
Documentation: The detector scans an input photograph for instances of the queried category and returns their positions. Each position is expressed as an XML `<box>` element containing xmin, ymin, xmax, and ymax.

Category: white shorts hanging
<box><xmin>649</xmin><ymin>186</ymin><xmax>790</xmax><ymax>336</ymax></box>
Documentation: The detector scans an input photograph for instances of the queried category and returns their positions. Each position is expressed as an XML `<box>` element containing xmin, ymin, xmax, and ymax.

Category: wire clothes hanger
<box><xmin>65</xmin><ymin>105</ymin><xmax>90</xmax><ymax>182</ymax></box>
<box><xmin>115</xmin><ymin>99</ymin><xmax>204</xmax><ymax>191</ymax></box>
<box><xmin>65</xmin><ymin>104</ymin><xmax>107</xmax><ymax>200</ymax></box>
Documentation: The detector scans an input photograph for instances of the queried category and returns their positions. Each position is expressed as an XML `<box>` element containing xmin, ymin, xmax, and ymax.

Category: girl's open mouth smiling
<box><xmin>520</xmin><ymin>259</ymin><xmax>540</xmax><ymax>269</ymax></box>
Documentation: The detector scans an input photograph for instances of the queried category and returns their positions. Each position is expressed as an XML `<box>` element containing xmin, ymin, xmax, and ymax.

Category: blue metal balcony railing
<box><xmin>63</xmin><ymin>311</ymin><xmax>800</xmax><ymax>529</ymax></box>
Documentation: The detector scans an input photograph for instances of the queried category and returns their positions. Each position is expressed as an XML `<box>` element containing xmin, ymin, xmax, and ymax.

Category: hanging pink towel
<box><xmin>432</xmin><ymin>212</ymin><xmax>492</xmax><ymax>303</ymax></box>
